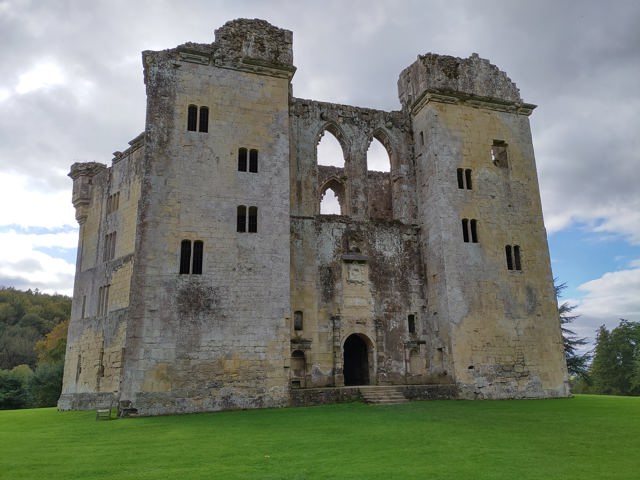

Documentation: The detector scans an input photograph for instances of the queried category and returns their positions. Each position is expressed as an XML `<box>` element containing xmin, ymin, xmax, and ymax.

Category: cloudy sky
<box><xmin>1</xmin><ymin>0</ymin><xmax>638</xmax><ymax>347</ymax></box>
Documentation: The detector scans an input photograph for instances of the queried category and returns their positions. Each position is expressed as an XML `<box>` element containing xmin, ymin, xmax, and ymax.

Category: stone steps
<box><xmin>358</xmin><ymin>386</ymin><xmax>409</xmax><ymax>405</ymax></box>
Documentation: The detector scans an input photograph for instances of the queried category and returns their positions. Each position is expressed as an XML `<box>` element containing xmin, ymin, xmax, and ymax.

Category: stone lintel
<box><xmin>342</xmin><ymin>253</ymin><xmax>369</xmax><ymax>263</ymax></box>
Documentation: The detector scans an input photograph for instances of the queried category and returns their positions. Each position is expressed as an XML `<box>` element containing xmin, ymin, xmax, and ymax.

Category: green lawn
<box><xmin>1</xmin><ymin>395</ymin><xmax>638</xmax><ymax>479</ymax></box>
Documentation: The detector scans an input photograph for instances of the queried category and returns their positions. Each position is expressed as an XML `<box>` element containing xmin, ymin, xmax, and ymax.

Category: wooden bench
<box><xmin>95</xmin><ymin>408</ymin><xmax>112</xmax><ymax>420</ymax></box>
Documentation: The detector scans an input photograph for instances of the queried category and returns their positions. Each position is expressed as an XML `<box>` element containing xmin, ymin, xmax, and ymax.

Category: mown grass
<box><xmin>1</xmin><ymin>395</ymin><xmax>639</xmax><ymax>479</ymax></box>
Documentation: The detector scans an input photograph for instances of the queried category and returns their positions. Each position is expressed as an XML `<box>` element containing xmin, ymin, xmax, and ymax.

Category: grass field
<box><xmin>1</xmin><ymin>395</ymin><xmax>639</xmax><ymax>479</ymax></box>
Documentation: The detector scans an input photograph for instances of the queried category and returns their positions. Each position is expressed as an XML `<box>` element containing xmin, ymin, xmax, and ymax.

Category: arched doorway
<box><xmin>343</xmin><ymin>334</ymin><xmax>370</xmax><ymax>386</ymax></box>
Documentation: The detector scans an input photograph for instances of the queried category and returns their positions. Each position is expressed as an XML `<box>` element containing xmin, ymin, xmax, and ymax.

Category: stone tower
<box><xmin>59</xmin><ymin>19</ymin><xmax>569</xmax><ymax>415</ymax></box>
<box><xmin>398</xmin><ymin>54</ymin><xmax>568</xmax><ymax>398</ymax></box>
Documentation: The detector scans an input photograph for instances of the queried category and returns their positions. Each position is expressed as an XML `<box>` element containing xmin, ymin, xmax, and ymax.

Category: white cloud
<box><xmin>570</xmin><ymin>262</ymin><xmax>640</xmax><ymax>345</ymax></box>
<box><xmin>15</xmin><ymin>60</ymin><xmax>65</xmax><ymax>94</ymax></box>
<box><xmin>0</xmin><ymin>172</ymin><xmax>75</xmax><ymax>228</ymax></box>
<box><xmin>0</xmin><ymin>228</ymin><xmax>76</xmax><ymax>296</ymax></box>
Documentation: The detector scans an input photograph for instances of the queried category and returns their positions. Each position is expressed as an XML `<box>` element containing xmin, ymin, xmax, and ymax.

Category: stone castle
<box><xmin>59</xmin><ymin>19</ymin><xmax>569</xmax><ymax>415</ymax></box>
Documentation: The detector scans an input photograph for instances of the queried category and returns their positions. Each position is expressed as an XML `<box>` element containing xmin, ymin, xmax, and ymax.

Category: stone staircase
<box><xmin>358</xmin><ymin>386</ymin><xmax>409</xmax><ymax>405</ymax></box>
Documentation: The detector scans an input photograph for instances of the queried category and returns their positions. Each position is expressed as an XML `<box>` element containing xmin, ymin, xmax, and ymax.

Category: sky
<box><xmin>0</xmin><ymin>0</ymin><xmax>638</xmax><ymax>349</ymax></box>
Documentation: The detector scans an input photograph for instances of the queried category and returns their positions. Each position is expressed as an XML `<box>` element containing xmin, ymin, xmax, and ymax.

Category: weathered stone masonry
<box><xmin>59</xmin><ymin>19</ymin><xmax>569</xmax><ymax>415</ymax></box>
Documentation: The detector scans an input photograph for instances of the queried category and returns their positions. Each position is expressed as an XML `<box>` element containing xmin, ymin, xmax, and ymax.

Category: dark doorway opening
<box><xmin>343</xmin><ymin>334</ymin><xmax>370</xmax><ymax>386</ymax></box>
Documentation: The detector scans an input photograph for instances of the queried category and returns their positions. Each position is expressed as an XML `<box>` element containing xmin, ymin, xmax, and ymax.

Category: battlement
<box><xmin>214</xmin><ymin>18</ymin><xmax>294</xmax><ymax>67</ymax></box>
<box><xmin>398</xmin><ymin>53</ymin><xmax>524</xmax><ymax>111</ymax></box>
<box><xmin>143</xmin><ymin>18</ymin><xmax>295</xmax><ymax>83</ymax></box>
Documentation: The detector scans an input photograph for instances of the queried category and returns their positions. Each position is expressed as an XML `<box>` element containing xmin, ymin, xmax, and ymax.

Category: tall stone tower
<box><xmin>399</xmin><ymin>54</ymin><xmax>568</xmax><ymax>398</ymax></box>
<box><xmin>60</xmin><ymin>20</ymin><xmax>295</xmax><ymax>414</ymax></box>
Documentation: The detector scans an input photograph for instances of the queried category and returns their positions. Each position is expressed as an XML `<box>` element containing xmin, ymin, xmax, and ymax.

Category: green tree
<box><xmin>0</xmin><ymin>287</ymin><xmax>71</xmax><ymax>370</ymax></box>
<box><xmin>0</xmin><ymin>325</ymin><xmax>41</xmax><ymax>369</ymax></box>
<box><xmin>28</xmin><ymin>361</ymin><xmax>64</xmax><ymax>408</ymax></box>
<box><xmin>0</xmin><ymin>365</ymin><xmax>33</xmax><ymax>409</ymax></box>
<box><xmin>555</xmin><ymin>281</ymin><xmax>591</xmax><ymax>381</ymax></box>
<box><xmin>590</xmin><ymin>320</ymin><xmax>640</xmax><ymax>395</ymax></box>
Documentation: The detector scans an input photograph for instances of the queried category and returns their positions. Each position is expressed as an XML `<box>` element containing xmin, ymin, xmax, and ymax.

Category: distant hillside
<box><xmin>0</xmin><ymin>287</ymin><xmax>71</xmax><ymax>370</ymax></box>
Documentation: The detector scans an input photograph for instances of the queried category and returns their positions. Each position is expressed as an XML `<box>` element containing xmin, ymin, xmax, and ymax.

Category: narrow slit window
<box><xmin>462</xmin><ymin>219</ymin><xmax>470</xmax><ymax>243</ymax></box>
<box><xmin>237</xmin><ymin>205</ymin><xmax>247</xmax><ymax>232</ymax></box>
<box><xmin>248</xmin><ymin>206</ymin><xmax>258</xmax><ymax>233</ymax></box>
<box><xmin>192</xmin><ymin>240</ymin><xmax>203</xmax><ymax>274</ymax></box>
<box><xmin>505</xmin><ymin>245</ymin><xmax>513</xmax><ymax>270</ymax></box>
<box><xmin>98</xmin><ymin>285</ymin><xmax>110</xmax><ymax>316</ymax></box>
<box><xmin>179</xmin><ymin>239</ymin><xmax>192</xmax><ymax>274</ymax></box>
<box><xmin>198</xmin><ymin>107</ymin><xmax>209</xmax><ymax>133</ymax></box>
<box><xmin>457</xmin><ymin>168</ymin><xmax>464</xmax><ymax>189</ymax></box>
<box><xmin>103</xmin><ymin>232</ymin><xmax>116</xmax><ymax>262</ymax></box>
<box><xmin>470</xmin><ymin>219</ymin><xmax>478</xmax><ymax>243</ymax></box>
<box><xmin>465</xmin><ymin>169</ymin><xmax>472</xmax><ymax>190</ymax></box>
<box><xmin>249</xmin><ymin>149</ymin><xmax>258</xmax><ymax>173</ymax></box>
<box><xmin>514</xmin><ymin>245</ymin><xmax>522</xmax><ymax>271</ymax></box>
<box><xmin>238</xmin><ymin>148</ymin><xmax>247</xmax><ymax>172</ymax></box>
<box><xmin>294</xmin><ymin>311</ymin><xmax>303</xmax><ymax>331</ymax></box>
<box><xmin>187</xmin><ymin>105</ymin><xmax>198</xmax><ymax>131</ymax></box>
<box><xmin>408</xmin><ymin>314</ymin><xmax>416</xmax><ymax>334</ymax></box>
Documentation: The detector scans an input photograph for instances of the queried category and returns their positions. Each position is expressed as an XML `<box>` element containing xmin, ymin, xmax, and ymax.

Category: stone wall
<box><xmin>60</xmin><ymin>136</ymin><xmax>143</xmax><ymax>409</ymax></box>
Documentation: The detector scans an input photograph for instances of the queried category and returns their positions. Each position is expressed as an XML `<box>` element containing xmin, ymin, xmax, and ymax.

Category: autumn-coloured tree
<box><xmin>35</xmin><ymin>319</ymin><xmax>69</xmax><ymax>365</ymax></box>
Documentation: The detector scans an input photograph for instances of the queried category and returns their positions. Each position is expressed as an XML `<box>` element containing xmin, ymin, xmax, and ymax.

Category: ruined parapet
<box><xmin>214</xmin><ymin>18</ymin><xmax>294</xmax><ymax>68</ymax></box>
<box><xmin>398</xmin><ymin>53</ymin><xmax>533</xmax><ymax>113</ymax></box>
<box><xmin>143</xmin><ymin>19</ymin><xmax>294</xmax><ymax>86</ymax></box>
<box><xmin>68</xmin><ymin>162</ymin><xmax>107</xmax><ymax>224</ymax></box>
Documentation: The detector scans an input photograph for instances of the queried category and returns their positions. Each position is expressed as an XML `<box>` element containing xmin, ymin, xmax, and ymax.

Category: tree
<box><xmin>0</xmin><ymin>288</ymin><xmax>71</xmax><ymax>408</ymax></box>
<box><xmin>28</xmin><ymin>361</ymin><xmax>64</xmax><ymax>408</ymax></box>
<box><xmin>590</xmin><ymin>320</ymin><xmax>640</xmax><ymax>395</ymax></box>
<box><xmin>35</xmin><ymin>319</ymin><xmax>69</xmax><ymax>365</ymax></box>
<box><xmin>0</xmin><ymin>365</ymin><xmax>33</xmax><ymax>409</ymax></box>
<box><xmin>555</xmin><ymin>281</ymin><xmax>591</xmax><ymax>382</ymax></box>
<box><xmin>0</xmin><ymin>287</ymin><xmax>71</xmax><ymax>370</ymax></box>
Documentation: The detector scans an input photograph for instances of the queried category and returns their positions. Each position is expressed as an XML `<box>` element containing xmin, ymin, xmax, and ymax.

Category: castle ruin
<box><xmin>59</xmin><ymin>19</ymin><xmax>569</xmax><ymax>415</ymax></box>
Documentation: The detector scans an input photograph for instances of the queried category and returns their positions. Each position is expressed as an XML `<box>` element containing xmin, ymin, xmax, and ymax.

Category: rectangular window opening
<box><xmin>237</xmin><ymin>205</ymin><xmax>247</xmax><ymax>232</ymax></box>
<box><xmin>179</xmin><ymin>239</ymin><xmax>192</xmax><ymax>274</ymax></box>
<box><xmin>462</xmin><ymin>219</ymin><xmax>469</xmax><ymax>243</ymax></box>
<box><xmin>457</xmin><ymin>168</ymin><xmax>464</xmax><ymax>189</ymax></box>
<box><xmin>192</xmin><ymin>240</ymin><xmax>203</xmax><ymax>274</ymax></box>
<box><xmin>294</xmin><ymin>311</ymin><xmax>303</xmax><ymax>331</ymax></box>
<box><xmin>249</xmin><ymin>149</ymin><xmax>258</xmax><ymax>173</ymax></box>
<box><xmin>98</xmin><ymin>285</ymin><xmax>110</xmax><ymax>316</ymax></box>
<box><xmin>187</xmin><ymin>105</ymin><xmax>198</xmax><ymax>131</ymax></box>
<box><xmin>408</xmin><ymin>314</ymin><xmax>416</xmax><ymax>334</ymax></box>
<box><xmin>248</xmin><ymin>206</ymin><xmax>258</xmax><ymax>233</ymax></box>
<box><xmin>505</xmin><ymin>245</ymin><xmax>513</xmax><ymax>270</ymax></box>
<box><xmin>514</xmin><ymin>245</ymin><xmax>522</xmax><ymax>271</ymax></box>
<box><xmin>470</xmin><ymin>219</ymin><xmax>478</xmax><ymax>243</ymax></box>
<box><xmin>465</xmin><ymin>169</ymin><xmax>472</xmax><ymax>190</ymax></box>
<box><xmin>238</xmin><ymin>148</ymin><xmax>247</xmax><ymax>172</ymax></box>
<box><xmin>198</xmin><ymin>107</ymin><xmax>209</xmax><ymax>133</ymax></box>
<box><xmin>491</xmin><ymin>140</ymin><xmax>508</xmax><ymax>168</ymax></box>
